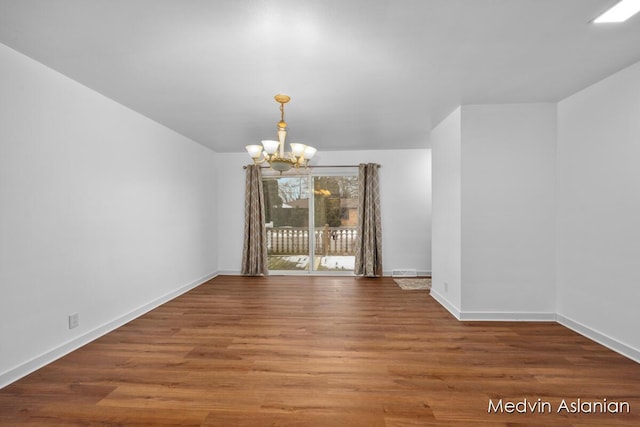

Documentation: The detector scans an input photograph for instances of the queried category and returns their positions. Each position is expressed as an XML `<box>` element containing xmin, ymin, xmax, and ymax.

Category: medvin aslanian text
<box><xmin>488</xmin><ymin>398</ymin><xmax>630</xmax><ymax>414</ymax></box>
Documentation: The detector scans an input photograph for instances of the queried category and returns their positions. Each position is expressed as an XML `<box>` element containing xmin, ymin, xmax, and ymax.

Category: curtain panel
<box><xmin>241</xmin><ymin>165</ymin><xmax>268</xmax><ymax>276</ymax></box>
<box><xmin>354</xmin><ymin>163</ymin><xmax>383</xmax><ymax>277</ymax></box>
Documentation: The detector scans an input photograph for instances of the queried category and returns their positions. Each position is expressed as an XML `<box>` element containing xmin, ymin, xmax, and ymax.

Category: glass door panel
<box><xmin>312</xmin><ymin>175</ymin><xmax>358</xmax><ymax>272</ymax></box>
<box><xmin>263</xmin><ymin>176</ymin><xmax>310</xmax><ymax>271</ymax></box>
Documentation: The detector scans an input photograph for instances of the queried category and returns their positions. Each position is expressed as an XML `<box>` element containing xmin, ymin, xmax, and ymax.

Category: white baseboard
<box><xmin>0</xmin><ymin>271</ymin><xmax>218</xmax><ymax>389</ymax></box>
<box><xmin>557</xmin><ymin>314</ymin><xmax>640</xmax><ymax>364</ymax></box>
<box><xmin>216</xmin><ymin>270</ymin><xmax>241</xmax><ymax>275</ymax></box>
<box><xmin>428</xmin><ymin>293</ymin><xmax>556</xmax><ymax>322</ymax></box>
<box><xmin>459</xmin><ymin>311</ymin><xmax>556</xmax><ymax>321</ymax></box>
<box><xmin>429</xmin><ymin>289</ymin><xmax>461</xmax><ymax>320</ymax></box>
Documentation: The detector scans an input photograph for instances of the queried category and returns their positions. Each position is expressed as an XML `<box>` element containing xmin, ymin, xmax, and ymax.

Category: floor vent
<box><xmin>391</xmin><ymin>269</ymin><xmax>418</xmax><ymax>277</ymax></box>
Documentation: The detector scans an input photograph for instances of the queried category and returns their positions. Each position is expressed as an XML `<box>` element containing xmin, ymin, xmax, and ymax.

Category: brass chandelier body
<box><xmin>245</xmin><ymin>94</ymin><xmax>316</xmax><ymax>173</ymax></box>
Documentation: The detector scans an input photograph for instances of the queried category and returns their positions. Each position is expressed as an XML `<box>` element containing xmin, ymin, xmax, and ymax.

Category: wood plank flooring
<box><xmin>1</xmin><ymin>275</ymin><xmax>639</xmax><ymax>426</ymax></box>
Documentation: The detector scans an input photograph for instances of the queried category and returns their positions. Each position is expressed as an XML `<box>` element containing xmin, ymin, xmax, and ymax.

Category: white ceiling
<box><xmin>1</xmin><ymin>0</ymin><xmax>640</xmax><ymax>152</ymax></box>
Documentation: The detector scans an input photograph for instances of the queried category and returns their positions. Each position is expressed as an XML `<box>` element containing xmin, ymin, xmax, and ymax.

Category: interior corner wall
<box><xmin>215</xmin><ymin>149</ymin><xmax>432</xmax><ymax>276</ymax></box>
<box><xmin>557</xmin><ymin>59</ymin><xmax>640</xmax><ymax>358</ymax></box>
<box><xmin>430</xmin><ymin>107</ymin><xmax>462</xmax><ymax>315</ymax></box>
<box><xmin>459</xmin><ymin>104</ymin><xmax>557</xmax><ymax>318</ymax></box>
<box><xmin>214</xmin><ymin>152</ymin><xmax>247</xmax><ymax>274</ymax></box>
<box><xmin>0</xmin><ymin>43</ymin><xmax>219</xmax><ymax>387</ymax></box>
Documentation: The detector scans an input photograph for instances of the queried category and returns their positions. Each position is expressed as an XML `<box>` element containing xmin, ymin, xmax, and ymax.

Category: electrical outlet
<box><xmin>68</xmin><ymin>313</ymin><xmax>79</xmax><ymax>329</ymax></box>
<box><xmin>444</xmin><ymin>282</ymin><xmax>449</xmax><ymax>293</ymax></box>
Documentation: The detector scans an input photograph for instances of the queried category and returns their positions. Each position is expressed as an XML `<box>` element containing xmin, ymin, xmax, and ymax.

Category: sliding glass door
<box><xmin>263</xmin><ymin>170</ymin><xmax>358</xmax><ymax>273</ymax></box>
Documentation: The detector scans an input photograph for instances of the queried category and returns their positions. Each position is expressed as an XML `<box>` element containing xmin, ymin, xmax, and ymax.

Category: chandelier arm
<box><xmin>252</xmin><ymin>156</ymin><xmax>267</xmax><ymax>165</ymax></box>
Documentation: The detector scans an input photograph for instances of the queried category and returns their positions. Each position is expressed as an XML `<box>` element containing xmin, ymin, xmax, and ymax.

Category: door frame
<box><xmin>263</xmin><ymin>167</ymin><xmax>358</xmax><ymax>276</ymax></box>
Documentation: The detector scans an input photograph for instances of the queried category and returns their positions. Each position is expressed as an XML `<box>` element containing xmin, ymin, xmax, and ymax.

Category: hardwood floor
<box><xmin>1</xmin><ymin>275</ymin><xmax>639</xmax><ymax>426</ymax></box>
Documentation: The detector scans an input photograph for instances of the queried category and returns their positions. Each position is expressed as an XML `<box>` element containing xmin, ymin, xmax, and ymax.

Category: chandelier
<box><xmin>245</xmin><ymin>94</ymin><xmax>317</xmax><ymax>173</ymax></box>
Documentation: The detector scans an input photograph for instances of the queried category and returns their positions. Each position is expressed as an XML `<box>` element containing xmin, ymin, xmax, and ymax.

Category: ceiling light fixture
<box><xmin>593</xmin><ymin>0</ymin><xmax>640</xmax><ymax>23</ymax></box>
<box><xmin>246</xmin><ymin>94</ymin><xmax>317</xmax><ymax>173</ymax></box>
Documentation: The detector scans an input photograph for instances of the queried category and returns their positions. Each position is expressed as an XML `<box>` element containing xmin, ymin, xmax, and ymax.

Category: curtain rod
<box><xmin>242</xmin><ymin>164</ymin><xmax>381</xmax><ymax>169</ymax></box>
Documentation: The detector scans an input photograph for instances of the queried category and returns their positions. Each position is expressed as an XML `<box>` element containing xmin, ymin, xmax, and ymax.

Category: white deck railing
<box><xmin>266</xmin><ymin>226</ymin><xmax>357</xmax><ymax>256</ymax></box>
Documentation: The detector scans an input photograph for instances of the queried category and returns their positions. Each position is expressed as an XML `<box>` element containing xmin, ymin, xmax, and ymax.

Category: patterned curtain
<box><xmin>354</xmin><ymin>163</ymin><xmax>383</xmax><ymax>277</ymax></box>
<box><xmin>241</xmin><ymin>165</ymin><xmax>268</xmax><ymax>276</ymax></box>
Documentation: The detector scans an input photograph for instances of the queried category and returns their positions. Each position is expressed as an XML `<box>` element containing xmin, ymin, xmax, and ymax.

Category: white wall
<box><xmin>215</xmin><ymin>153</ymin><xmax>247</xmax><ymax>274</ymax></box>
<box><xmin>557</xmin><ymin>60</ymin><xmax>640</xmax><ymax>359</ymax></box>
<box><xmin>0</xmin><ymin>43</ymin><xmax>219</xmax><ymax>387</ymax></box>
<box><xmin>430</xmin><ymin>105</ymin><xmax>556</xmax><ymax>319</ymax></box>
<box><xmin>216</xmin><ymin>149</ymin><xmax>432</xmax><ymax>275</ymax></box>
<box><xmin>460</xmin><ymin>104</ymin><xmax>556</xmax><ymax>318</ymax></box>
<box><xmin>430</xmin><ymin>108</ymin><xmax>462</xmax><ymax>313</ymax></box>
